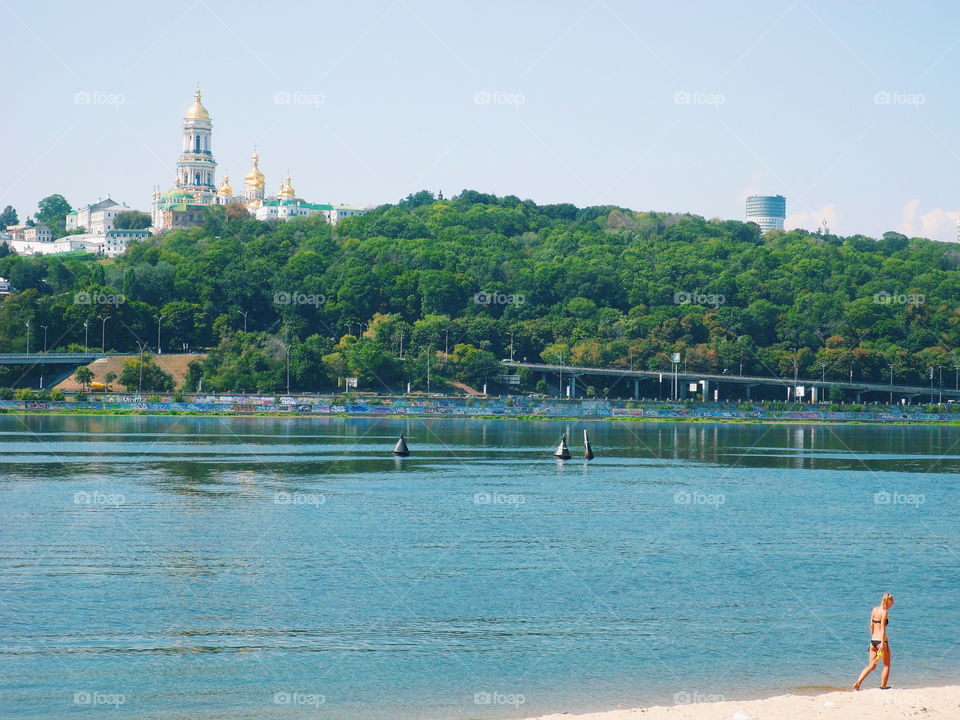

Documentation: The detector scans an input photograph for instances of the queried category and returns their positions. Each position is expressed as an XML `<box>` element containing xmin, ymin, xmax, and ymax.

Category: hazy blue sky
<box><xmin>3</xmin><ymin>1</ymin><xmax>960</xmax><ymax>240</ymax></box>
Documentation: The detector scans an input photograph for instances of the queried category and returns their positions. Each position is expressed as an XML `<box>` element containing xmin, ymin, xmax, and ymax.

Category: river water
<box><xmin>1</xmin><ymin>415</ymin><xmax>958</xmax><ymax>718</ymax></box>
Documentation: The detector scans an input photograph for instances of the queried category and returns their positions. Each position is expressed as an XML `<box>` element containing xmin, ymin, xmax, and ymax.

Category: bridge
<box><xmin>0</xmin><ymin>352</ymin><xmax>108</xmax><ymax>366</ymax></box>
<box><xmin>502</xmin><ymin>361</ymin><xmax>959</xmax><ymax>404</ymax></box>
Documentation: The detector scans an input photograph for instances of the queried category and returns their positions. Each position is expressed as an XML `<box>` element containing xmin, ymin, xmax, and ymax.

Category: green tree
<box><xmin>36</xmin><ymin>194</ymin><xmax>72</xmax><ymax>236</ymax></box>
<box><xmin>118</xmin><ymin>354</ymin><xmax>174</xmax><ymax>392</ymax></box>
<box><xmin>0</xmin><ymin>205</ymin><xmax>17</xmax><ymax>228</ymax></box>
<box><xmin>113</xmin><ymin>210</ymin><xmax>151</xmax><ymax>230</ymax></box>
<box><xmin>74</xmin><ymin>366</ymin><xmax>94</xmax><ymax>390</ymax></box>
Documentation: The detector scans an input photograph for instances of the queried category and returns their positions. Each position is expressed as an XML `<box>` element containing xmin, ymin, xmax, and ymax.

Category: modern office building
<box><xmin>745</xmin><ymin>194</ymin><xmax>786</xmax><ymax>232</ymax></box>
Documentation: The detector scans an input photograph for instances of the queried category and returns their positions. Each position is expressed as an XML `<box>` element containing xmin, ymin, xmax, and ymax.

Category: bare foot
<box><xmin>852</xmin><ymin>684</ymin><xmax>861</xmax><ymax>691</ymax></box>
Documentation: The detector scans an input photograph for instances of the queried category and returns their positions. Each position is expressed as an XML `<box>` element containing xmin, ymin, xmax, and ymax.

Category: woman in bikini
<box><xmin>852</xmin><ymin>592</ymin><xmax>894</xmax><ymax>690</ymax></box>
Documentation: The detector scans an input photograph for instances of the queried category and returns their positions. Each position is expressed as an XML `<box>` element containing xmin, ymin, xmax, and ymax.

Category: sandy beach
<box><xmin>528</xmin><ymin>686</ymin><xmax>960</xmax><ymax>719</ymax></box>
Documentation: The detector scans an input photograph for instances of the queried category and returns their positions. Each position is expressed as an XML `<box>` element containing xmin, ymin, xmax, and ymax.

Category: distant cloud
<box><xmin>785</xmin><ymin>204</ymin><xmax>839</xmax><ymax>234</ymax></box>
<box><xmin>897</xmin><ymin>199</ymin><xmax>960</xmax><ymax>243</ymax></box>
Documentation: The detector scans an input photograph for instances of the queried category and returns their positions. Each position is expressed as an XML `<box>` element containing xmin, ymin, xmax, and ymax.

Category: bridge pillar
<box><xmin>634</xmin><ymin>379</ymin><xmax>639</xmax><ymax>399</ymax></box>
<box><xmin>700</xmin><ymin>379</ymin><xmax>709</xmax><ymax>402</ymax></box>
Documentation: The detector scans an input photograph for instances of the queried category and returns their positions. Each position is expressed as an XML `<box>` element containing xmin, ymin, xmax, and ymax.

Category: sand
<box><xmin>527</xmin><ymin>686</ymin><xmax>960</xmax><ymax>719</ymax></box>
<box><xmin>54</xmin><ymin>353</ymin><xmax>205</xmax><ymax>391</ymax></box>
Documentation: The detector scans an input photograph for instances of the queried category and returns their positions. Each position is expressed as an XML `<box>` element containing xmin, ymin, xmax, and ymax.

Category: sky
<box><xmin>3</xmin><ymin>0</ymin><xmax>960</xmax><ymax>241</ymax></box>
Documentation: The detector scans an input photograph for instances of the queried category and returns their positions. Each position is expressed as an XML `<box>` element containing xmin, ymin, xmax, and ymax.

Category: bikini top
<box><xmin>871</xmin><ymin>616</ymin><xmax>888</xmax><ymax>626</ymax></box>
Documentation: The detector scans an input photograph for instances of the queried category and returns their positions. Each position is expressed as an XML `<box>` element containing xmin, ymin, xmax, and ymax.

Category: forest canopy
<box><xmin>1</xmin><ymin>189</ymin><xmax>957</xmax><ymax>393</ymax></box>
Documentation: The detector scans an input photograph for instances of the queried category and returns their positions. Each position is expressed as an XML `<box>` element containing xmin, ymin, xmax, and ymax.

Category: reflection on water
<box><xmin>0</xmin><ymin>415</ymin><xmax>958</xmax><ymax>720</ymax></box>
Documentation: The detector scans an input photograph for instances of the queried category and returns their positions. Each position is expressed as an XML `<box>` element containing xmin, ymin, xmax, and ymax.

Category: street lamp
<box><xmin>83</xmin><ymin>320</ymin><xmax>89</xmax><ymax>351</ymax></box>
<box><xmin>101</xmin><ymin>316</ymin><xmax>111</xmax><ymax>353</ymax></box>
<box><xmin>509</xmin><ymin>331</ymin><xmax>515</xmax><ymax>362</ymax></box>
<box><xmin>278</xmin><ymin>328</ymin><xmax>291</xmax><ymax>394</ymax></box>
<box><xmin>237</xmin><ymin>310</ymin><xmax>248</xmax><ymax>333</ymax></box>
<box><xmin>549</xmin><ymin>351</ymin><xmax>566</xmax><ymax>398</ymax></box>
<box><xmin>888</xmin><ymin>363</ymin><xmax>894</xmax><ymax>405</ymax></box>
<box><xmin>25</xmin><ymin>320</ymin><xmax>31</xmax><ymax>354</ymax></box>
<box><xmin>154</xmin><ymin>314</ymin><xmax>165</xmax><ymax>354</ymax></box>
<box><xmin>40</xmin><ymin>325</ymin><xmax>48</xmax><ymax>352</ymax></box>
<box><xmin>136</xmin><ymin>340</ymin><xmax>149</xmax><ymax>392</ymax></box>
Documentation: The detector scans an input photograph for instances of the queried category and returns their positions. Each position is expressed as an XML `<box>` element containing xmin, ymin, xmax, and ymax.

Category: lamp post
<box><xmin>25</xmin><ymin>320</ymin><xmax>31</xmax><ymax>354</ymax></box>
<box><xmin>550</xmin><ymin>351</ymin><xmax>566</xmax><ymax>398</ymax></box>
<box><xmin>154</xmin><ymin>314</ymin><xmax>165</xmax><ymax>354</ymax></box>
<box><xmin>136</xmin><ymin>340</ymin><xmax>149</xmax><ymax>393</ymax></box>
<box><xmin>279</xmin><ymin>328</ymin><xmax>291</xmax><ymax>395</ymax></box>
<box><xmin>83</xmin><ymin>320</ymin><xmax>89</xmax><ymax>351</ymax></box>
<box><xmin>509</xmin><ymin>331</ymin><xmax>515</xmax><ymax>362</ymax></box>
<box><xmin>888</xmin><ymin>363</ymin><xmax>894</xmax><ymax>405</ymax></box>
<box><xmin>939</xmin><ymin>365</ymin><xmax>943</xmax><ymax>405</ymax></box>
<box><xmin>929</xmin><ymin>366</ymin><xmax>934</xmax><ymax>403</ymax></box>
<box><xmin>237</xmin><ymin>310</ymin><xmax>248</xmax><ymax>333</ymax></box>
<box><xmin>101</xmin><ymin>316</ymin><xmax>111</xmax><ymax>353</ymax></box>
<box><xmin>41</xmin><ymin>325</ymin><xmax>48</xmax><ymax>352</ymax></box>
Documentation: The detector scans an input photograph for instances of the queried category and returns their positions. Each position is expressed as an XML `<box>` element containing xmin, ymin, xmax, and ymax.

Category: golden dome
<box><xmin>244</xmin><ymin>153</ymin><xmax>265</xmax><ymax>188</ymax></box>
<box><xmin>217</xmin><ymin>175</ymin><xmax>233</xmax><ymax>196</ymax></box>
<box><xmin>278</xmin><ymin>175</ymin><xmax>295</xmax><ymax>200</ymax></box>
<box><xmin>185</xmin><ymin>89</ymin><xmax>210</xmax><ymax>120</ymax></box>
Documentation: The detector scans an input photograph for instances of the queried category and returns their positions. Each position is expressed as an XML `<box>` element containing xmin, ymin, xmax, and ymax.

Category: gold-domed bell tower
<box><xmin>244</xmin><ymin>152</ymin><xmax>266</xmax><ymax>208</ymax></box>
<box><xmin>215</xmin><ymin>175</ymin><xmax>234</xmax><ymax>205</ymax></box>
<box><xmin>176</xmin><ymin>89</ymin><xmax>217</xmax><ymax>201</ymax></box>
<box><xmin>278</xmin><ymin>175</ymin><xmax>296</xmax><ymax>202</ymax></box>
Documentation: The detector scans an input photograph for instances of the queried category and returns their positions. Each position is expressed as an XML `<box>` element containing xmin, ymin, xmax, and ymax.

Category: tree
<box><xmin>118</xmin><ymin>354</ymin><xmax>174</xmax><ymax>392</ymax></box>
<box><xmin>104</xmin><ymin>371</ymin><xmax>117</xmax><ymax>390</ymax></box>
<box><xmin>36</xmin><ymin>194</ymin><xmax>72</xmax><ymax>236</ymax></box>
<box><xmin>113</xmin><ymin>210</ymin><xmax>151</xmax><ymax>230</ymax></box>
<box><xmin>0</xmin><ymin>205</ymin><xmax>17</xmax><ymax>228</ymax></box>
<box><xmin>74</xmin><ymin>366</ymin><xmax>94</xmax><ymax>390</ymax></box>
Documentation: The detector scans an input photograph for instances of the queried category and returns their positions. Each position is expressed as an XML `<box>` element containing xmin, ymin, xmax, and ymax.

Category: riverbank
<box><xmin>528</xmin><ymin>685</ymin><xmax>960</xmax><ymax>719</ymax></box>
<box><xmin>3</xmin><ymin>395</ymin><xmax>960</xmax><ymax>424</ymax></box>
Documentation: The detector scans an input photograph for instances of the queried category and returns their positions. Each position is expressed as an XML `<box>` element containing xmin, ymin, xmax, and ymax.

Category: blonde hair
<box><xmin>880</xmin><ymin>592</ymin><xmax>894</xmax><ymax>608</ymax></box>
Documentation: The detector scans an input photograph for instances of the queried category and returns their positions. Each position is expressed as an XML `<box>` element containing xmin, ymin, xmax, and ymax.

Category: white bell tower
<box><xmin>176</xmin><ymin>89</ymin><xmax>217</xmax><ymax>202</ymax></box>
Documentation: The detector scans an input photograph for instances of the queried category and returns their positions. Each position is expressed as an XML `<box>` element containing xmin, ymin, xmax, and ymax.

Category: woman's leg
<box><xmin>853</xmin><ymin>646</ymin><xmax>878</xmax><ymax>690</ymax></box>
<box><xmin>880</xmin><ymin>644</ymin><xmax>891</xmax><ymax>688</ymax></box>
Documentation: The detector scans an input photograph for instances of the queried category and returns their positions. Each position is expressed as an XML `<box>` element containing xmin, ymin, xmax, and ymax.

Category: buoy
<box><xmin>583</xmin><ymin>429</ymin><xmax>594</xmax><ymax>460</ymax></box>
<box><xmin>392</xmin><ymin>434</ymin><xmax>410</xmax><ymax>456</ymax></box>
<box><xmin>554</xmin><ymin>434</ymin><xmax>571</xmax><ymax>460</ymax></box>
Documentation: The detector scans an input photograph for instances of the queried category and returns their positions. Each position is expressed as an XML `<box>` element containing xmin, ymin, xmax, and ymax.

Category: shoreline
<box><xmin>526</xmin><ymin>684</ymin><xmax>960</xmax><ymax>719</ymax></box>
<box><xmin>4</xmin><ymin>407</ymin><xmax>960</xmax><ymax>426</ymax></box>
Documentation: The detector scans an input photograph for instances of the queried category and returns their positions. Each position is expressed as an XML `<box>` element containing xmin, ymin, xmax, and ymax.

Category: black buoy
<box><xmin>554</xmin><ymin>434</ymin><xmax>571</xmax><ymax>460</ymax></box>
<box><xmin>583</xmin><ymin>429</ymin><xmax>594</xmax><ymax>460</ymax></box>
<box><xmin>392</xmin><ymin>434</ymin><xmax>410</xmax><ymax>456</ymax></box>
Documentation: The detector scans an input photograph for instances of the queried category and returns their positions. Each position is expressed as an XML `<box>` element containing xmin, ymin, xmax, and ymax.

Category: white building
<box><xmin>66</xmin><ymin>198</ymin><xmax>128</xmax><ymax>234</ymax></box>
<box><xmin>0</xmin><ymin>276</ymin><xmax>15</xmax><ymax>295</ymax></box>
<box><xmin>1</xmin><ymin>224</ymin><xmax>148</xmax><ymax>257</ymax></box>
